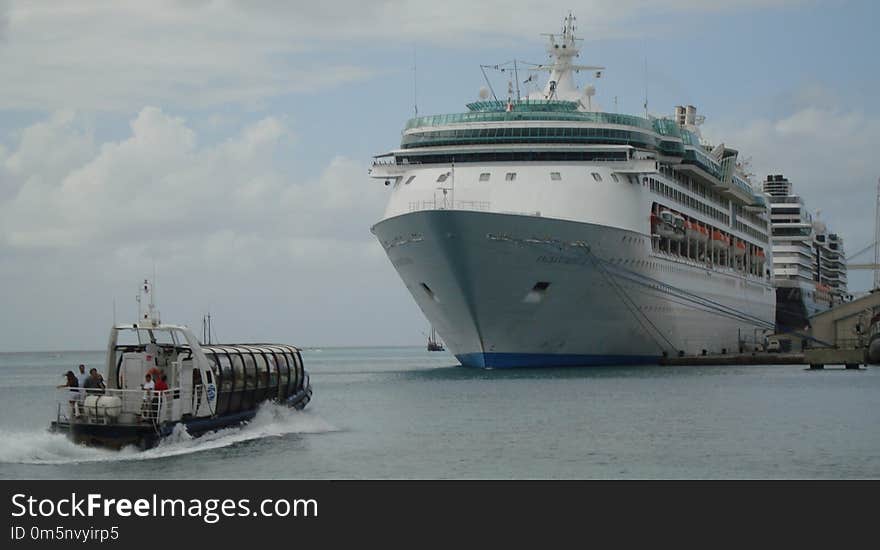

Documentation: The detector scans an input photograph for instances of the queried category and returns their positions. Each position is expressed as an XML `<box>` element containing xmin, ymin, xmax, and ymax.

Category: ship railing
<box><xmin>55</xmin><ymin>387</ymin><xmax>178</xmax><ymax>425</ymax></box>
<box><xmin>805</xmin><ymin>337</ymin><xmax>866</xmax><ymax>350</ymax></box>
<box><xmin>408</xmin><ymin>200</ymin><xmax>492</xmax><ymax>213</ymax></box>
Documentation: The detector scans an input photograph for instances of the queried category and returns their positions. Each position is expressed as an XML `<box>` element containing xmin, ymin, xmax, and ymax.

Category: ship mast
<box><xmin>529</xmin><ymin>13</ymin><xmax>605</xmax><ymax>107</ymax></box>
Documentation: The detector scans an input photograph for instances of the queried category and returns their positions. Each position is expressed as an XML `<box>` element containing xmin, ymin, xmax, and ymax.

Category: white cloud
<box><xmin>0</xmin><ymin>0</ymin><xmax>8</xmax><ymax>42</ymax></box>
<box><xmin>0</xmin><ymin>0</ymin><xmax>807</xmax><ymax>111</ymax></box>
<box><xmin>0</xmin><ymin>106</ymin><xmax>386</xmax><ymax>250</ymax></box>
<box><xmin>0</xmin><ymin>107</ymin><xmax>422</xmax><ymax>350</ymax></box>
<box><xmin>705</xmin><ymin>97</ymin><xmax>880</xmax><ymax>290</ymax></box>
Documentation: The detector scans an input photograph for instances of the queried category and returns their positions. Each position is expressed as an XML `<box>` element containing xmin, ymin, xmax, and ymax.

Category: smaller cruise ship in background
<box><xmin>764</xmin><ymin>174</ymin><xmax>849</xmax><ymax>330</ymax></box>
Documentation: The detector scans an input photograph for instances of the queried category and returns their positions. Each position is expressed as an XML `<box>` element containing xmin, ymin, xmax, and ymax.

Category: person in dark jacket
<box><xmin>83</xmin><ymin>368</ymin><xmax>106</xmax><ymax>394</ymax></box>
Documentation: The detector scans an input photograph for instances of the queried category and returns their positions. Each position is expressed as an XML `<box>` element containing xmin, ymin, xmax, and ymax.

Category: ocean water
<box><xmin>1</xmin><ymin>348</ymin><xmax>878</xmax><ymax>479</ymax></box>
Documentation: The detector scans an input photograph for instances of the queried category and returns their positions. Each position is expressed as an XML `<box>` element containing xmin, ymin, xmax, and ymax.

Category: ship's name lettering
<box><xmin>536</xmin><ymin>255</ymin><xmax>588</xmax><ymax>266</ymax></box>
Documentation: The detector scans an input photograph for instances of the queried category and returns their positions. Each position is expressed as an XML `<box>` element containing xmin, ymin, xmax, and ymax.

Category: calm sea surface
<box><xmin>1</xmin><ymin>348</ymin><xmax>878</xmax><ymax>479</ymax></box>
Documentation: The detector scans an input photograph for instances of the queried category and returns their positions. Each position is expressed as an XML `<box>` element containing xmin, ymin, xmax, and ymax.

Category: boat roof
<box><xmin>113</xmin><ymin>322</ymin><xmax>190</xmax><ymax>331</ymax></box>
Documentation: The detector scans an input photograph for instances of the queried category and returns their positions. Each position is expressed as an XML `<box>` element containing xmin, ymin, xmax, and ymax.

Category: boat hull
<box><xmin>50</xmin><ymin>382</ymin><xmax>313</xmax><ymax>450</ymax></box>
<box><xmin>373</xmin><ymin>209</ymin><xmax>775</xmax><ymax>368</ymax></box>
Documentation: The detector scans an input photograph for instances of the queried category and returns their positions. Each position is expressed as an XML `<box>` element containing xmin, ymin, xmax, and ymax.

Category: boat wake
<box><xmin>0</xmin><ymin>404</ymin><xmax>337</xmax><ymax>465</ymax></box>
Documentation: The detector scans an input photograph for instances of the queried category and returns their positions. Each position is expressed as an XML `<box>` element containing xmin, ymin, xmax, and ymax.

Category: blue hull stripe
<box><xmin>455</xmin><ymin>352</ymin><xmax>662</xmax><ymax>369</ymax></box>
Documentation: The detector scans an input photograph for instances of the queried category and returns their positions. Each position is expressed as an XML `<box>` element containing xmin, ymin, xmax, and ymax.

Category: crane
<box><xmin>844</xmin><ymin>178</ymin><xmax>880</xmax><ymax>288</ymax></box>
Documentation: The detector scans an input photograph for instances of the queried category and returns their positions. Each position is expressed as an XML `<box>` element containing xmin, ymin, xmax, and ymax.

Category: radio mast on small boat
<box><xmin>136</xmin><ymin>279</ymin><xmax>160</xmax><ymax>327</ymax></box>
<box><xmin>202</xmin><ymin>313</ymin><xmax>214</xmax><ymax>345</ymax></box>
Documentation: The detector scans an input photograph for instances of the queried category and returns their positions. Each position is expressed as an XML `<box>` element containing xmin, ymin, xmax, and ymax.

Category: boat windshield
<box><xmin>114</xmin><ymin>327</ymin><xmax>189</xmax><ymax>350</ymax></box>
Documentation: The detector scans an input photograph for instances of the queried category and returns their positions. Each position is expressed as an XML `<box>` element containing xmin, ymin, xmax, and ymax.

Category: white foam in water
<box><xmin>0</xmin><ymin>404</ymin><xmax>336</xmax><ymax>465</ymax></box>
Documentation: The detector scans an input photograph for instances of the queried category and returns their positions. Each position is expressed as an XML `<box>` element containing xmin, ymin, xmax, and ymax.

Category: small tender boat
<box><xmin>733</xmin><ymin>240</ymin><xmax>746</xmax><ymax>257</ymax></box>
<box><xmin>50</xmin><ymin>280</ymin><xmax>312</xmax><ymax>450</ymax></box>
<box><xmin>427</xmin><ymin>327</ymin><xmax>445</xmax><ymax>352</ymax></box>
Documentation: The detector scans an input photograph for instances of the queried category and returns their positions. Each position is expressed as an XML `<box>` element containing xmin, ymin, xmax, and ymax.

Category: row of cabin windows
<box><xmin>399</xmin><ymin>127</ymin><xmax>660</xmax><ymax>150</ymax></box>
<box><xmin>733</xmin><ymin>204</ymin><xmax>768</xmax><ymax>231</ymax></box>
<box><xmin>204</xmin><ymin>347</ymin><xmax>304</xmax><ymax>417</ymax></box>
<box><xmin>734</xmin><ymin>220</ymin><xmax>769</xmax><ymax>244</ymax></box>
<box><xmin>647</xmin><ymin>177</ymin><xmax>730</xmax><ymax>226</ymax></box>
<box><xmin>658</xmin><ymin>164</ymin><xmax>729</xmax><ymax>211</ymax></box>
<box><xmin>417</xmin><ymin>171</ymin><xmax>622</xmax><ymax>185</ymax></box>
<box><xmin>396</xmin><ymin>151</ymin><xmax>628</xmax><ymax>165</ymax></box>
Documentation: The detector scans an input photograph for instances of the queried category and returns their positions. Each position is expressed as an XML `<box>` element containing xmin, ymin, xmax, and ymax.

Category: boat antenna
<box><xmin>202</xmin><ymin>312</ymin><xmax>214</xmax><ymax>345</ymax></box>
<box><xmin>413</xmin><ymin>47</ymin><xmax>418</xmax><ymax>117</ymax></box>
<box><xmin>643</xmin><ymin>52</ymin><xmax>649</xmax><ymax>118</ymax></box>
<box><xmin>479</xmin><ymin>65</ymin><xmax>500</xmax><ymax>102</ymax></box>
<box><xmin>138</xmin><ymin>278</ymin><xmax>160</xmax><ymax>326</ymax></box>
<box><xmin>152</xmin><ymin>260</ymin><xmax>157</xmax><ymax>313</ymax></box>
<box><xmin>513</xmin><ymin>59</ymin><xmax>521</xmax><ymax>100</ymax></box>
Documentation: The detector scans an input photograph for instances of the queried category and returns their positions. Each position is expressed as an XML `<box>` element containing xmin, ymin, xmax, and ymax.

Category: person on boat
<box><xmin>142</xmin><ymin>373</ymin><xmax>155</xmax><ymax>391</ymax></box>
<box><xmin>152</xmin><ymin>374</ymin><xmax>169</xmax><ymax>418</ymax></box>
<box><xmin>75</xmin><ymin>364</ymin><xmax>88</xmax><ymax>391</ymax></box>
<box><xmin>141</xmin><ymin>373</ymin><xmax>156</xmax><ymax>420</ymax></box>
<box><xmin>83</xmin><ymin>368</ymin><xmax>105</xmax><ymax>394</ymax></box>
<box><xmin>57</xmin><ymin>371</ymin><xmax>78</xmax><ymax>390</ymax></box>
<box><xmin>57</xmin><ymin>371</ymin><xmax>80</xmax><ymax>416</ymax></box>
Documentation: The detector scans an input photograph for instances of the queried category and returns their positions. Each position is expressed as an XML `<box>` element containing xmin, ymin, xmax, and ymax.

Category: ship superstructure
<box><xmin>814</xmin><ymin>231</ymin><xmax>848</xmax><ymax>300</ymax></box>
<box><xmin>370</xmin><ymin>15</ymin><xmax>776</xmax><ymax>367</ymax></box>
<box><xmin>763</xmin><ymin>174</ymin><xmax>849</xmax><ymax>330</ymax></box>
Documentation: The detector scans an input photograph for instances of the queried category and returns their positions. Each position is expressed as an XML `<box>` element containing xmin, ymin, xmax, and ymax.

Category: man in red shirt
<box><xmin>154</xmin><ymin>374</ymin><xmax>169</xmax><ymax>392</ymax></box>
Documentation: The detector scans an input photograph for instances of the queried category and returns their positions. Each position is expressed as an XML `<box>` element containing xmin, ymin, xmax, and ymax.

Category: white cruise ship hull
<box><xmin>374</xmin><ymin>210</ymin><xmax>775</xmax><ymax>368</ymax></box>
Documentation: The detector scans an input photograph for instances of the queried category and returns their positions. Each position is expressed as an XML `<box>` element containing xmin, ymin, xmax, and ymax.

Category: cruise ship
<box><xmin>370</xmin><ymin>15</ymin><xmax>776</xmax><ymax>367</ymax></box>
<box><xmin>764</xmin><ymin>174</ymin><xmax>848</xmax><ymax>330</ymax></box>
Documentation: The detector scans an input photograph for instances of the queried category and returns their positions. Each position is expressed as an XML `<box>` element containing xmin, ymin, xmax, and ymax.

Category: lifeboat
<box><xmin>699</xmin><ymin>224</ymin><xmax>709</xmax><ymax>242</ymax></box>
<box><xmin>733</xmin><ymin>240</ymin><xmax>746</xmax><ymax>257</ymax></box>
<box><xmin>752</xmin><ymin>248</ymin><xmax>766</xmax><ymax>264</ymax></box>
<box><xmin>710</xmin><ymin>230</ymin><xmax>730</xmax><ymax>251</ymax></box>
<box><xmin>686</xmin><ymin>221</ymin><xmax>707</xmax><ymax>242</ymax></box>
<box><xmin>658</xmin><ymin>210</ymin><xmax>686</xmax><ymax>241</ymax></box>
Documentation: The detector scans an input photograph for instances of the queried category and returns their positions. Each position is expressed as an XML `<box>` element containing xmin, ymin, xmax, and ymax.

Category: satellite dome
<box><xmin>478</xmin><ymin>87</ymin><xmax>490</xmax><ymax>100</ymax></box>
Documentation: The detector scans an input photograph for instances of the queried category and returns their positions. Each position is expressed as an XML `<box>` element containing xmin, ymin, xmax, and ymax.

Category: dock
<box><xmin>663</xmin><ymin>291</ymin><xmax>880</xmax><ymax>368</ymax></box>
<box><xmin>660</xmin><ymin>352</ymin><xmax>805</xmax><ymax>366</ymax></box>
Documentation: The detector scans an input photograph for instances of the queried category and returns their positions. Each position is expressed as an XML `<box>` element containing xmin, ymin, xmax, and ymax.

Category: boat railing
<box><xmin>806</xmin><ymin>337</ymin><xmax>866</xmax><ymax>350</ymax></box>
<box><xmin>408</xmin><ymin>200</ymin><xmax>491</xmax><ymax>213</ymax></box>
<box><xmin>55</xmin><ymin>387</ymin><xmax>179</xmax><ymax>425</ymax></box>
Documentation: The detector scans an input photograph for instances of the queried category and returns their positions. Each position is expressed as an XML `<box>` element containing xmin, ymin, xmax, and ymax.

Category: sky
<box><xmin>0</xmin><ymin>0</ymin><xmax>878</xmax><ymax>351</ymax></box>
